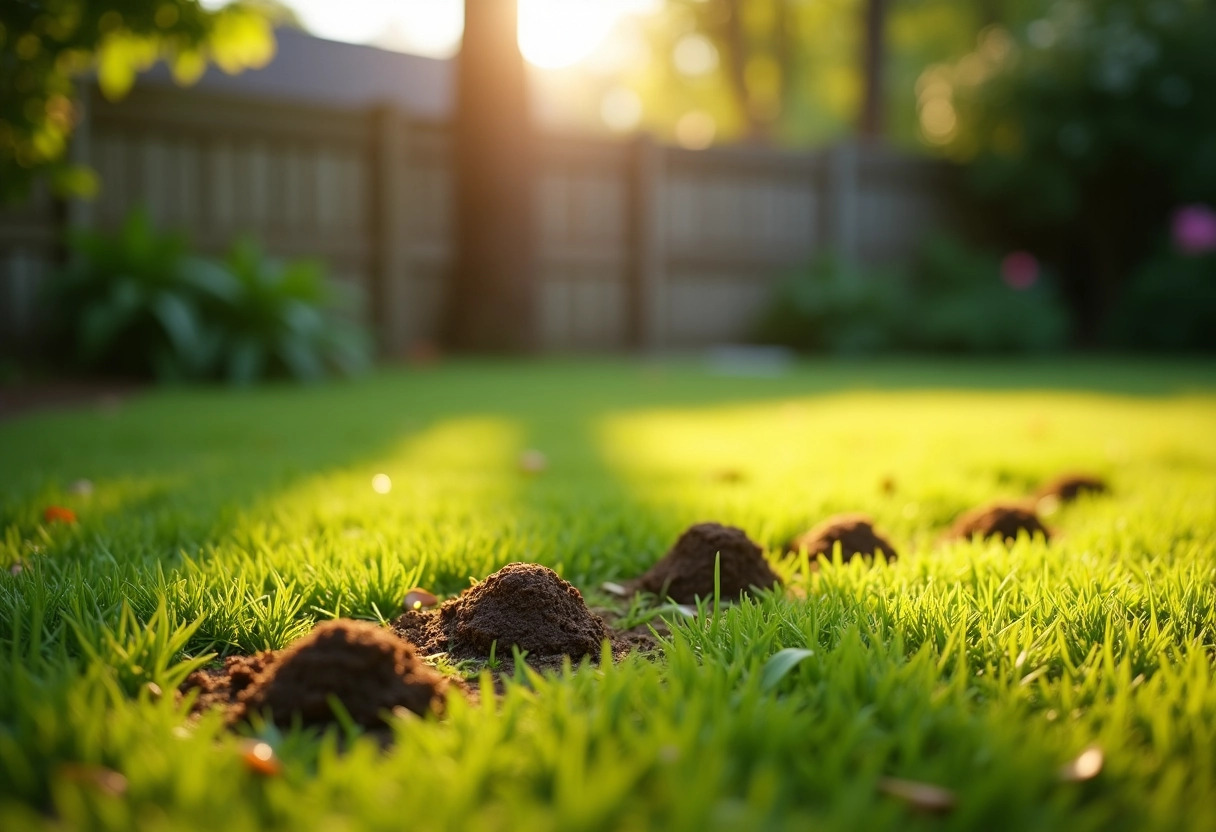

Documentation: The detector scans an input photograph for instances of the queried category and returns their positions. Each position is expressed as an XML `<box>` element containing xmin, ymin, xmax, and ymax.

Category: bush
<box><xmin>755</xmin><ymin>236</ymin><xmax>1072</xmax><ymax>354</ymax></box>
<box><xmin>1104</xmin><ymin>249</ymin><xmax>1216</xmax><ymax>351</ymax></box>
<box><xmin>195</xmin><ymin>239</ymin><xmax>371</xmax><ymax>383</ymax></box>
<box><xmin>937</xmin><ymin>0</ymin><xmax>1216</xmax><ymax>338</ymax></box>
<box><xmin>46</xmin><ymin>209</ymin><xmax>371</xmax><ymax>383</ymax></box>
<box><xmin>908</xmin><ymin>236</ymin><xmax>1070</xmax><ymax>353</ymax></box>
<box><xmin>754</xmin><ymin>254</ymin><xmax>910</xmax><ymax>354</ymax></box>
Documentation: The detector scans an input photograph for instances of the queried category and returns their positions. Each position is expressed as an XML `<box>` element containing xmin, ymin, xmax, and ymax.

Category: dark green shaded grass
<box><xmin>1</xmin><ymin>358</ymin><xmax>1214</xmax><ymax>831</ymax></box>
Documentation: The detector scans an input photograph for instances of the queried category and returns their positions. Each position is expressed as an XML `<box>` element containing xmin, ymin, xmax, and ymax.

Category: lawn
<box><xmin>2</xmin><ymin>358</ymin><xmax>1215</xmax><ymax>831</ymax></box>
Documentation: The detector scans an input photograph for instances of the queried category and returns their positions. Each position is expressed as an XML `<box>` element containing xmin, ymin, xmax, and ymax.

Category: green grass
<box><xmin>2</xmin><ymin>358</ymin><xmax>1215</xmax><ymax>831</ymax></box>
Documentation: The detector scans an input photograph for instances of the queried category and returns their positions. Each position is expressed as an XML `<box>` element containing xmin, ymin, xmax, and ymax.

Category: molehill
<box><xmin>392</xmin><ymin>562</ymin><xmax>611</xmax><ymax>663</ymax></box>
<box><xmin>948</xmin><ymin>502</ymin><xmax>1051</xmax><ymax>543</ymax></box>
<box><xmin>1036</xmin><ymin>473</ymin><xmax>1109</xmax><ymax>503</ymax></box>
<box><xmin>182</xmin><ymin>620</ymin><xmax>448</xmax><ymax>728</ymax></box>
<box><xmin>627</xmin><ymin>522</ymin><xmax>781</xmax><ymax>603</ymax></box>
<box><xmin>788</xmin><ymin>513</ymin><xmax>899</xmax><ymax>566</ymax></box>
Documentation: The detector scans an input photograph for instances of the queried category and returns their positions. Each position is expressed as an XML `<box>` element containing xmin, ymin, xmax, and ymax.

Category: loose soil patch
<box><xmin>0</xmin><ymin>379</ymin><xmax>142</xmax><ymax>421</ymax></box>
<box><xmin>625</xmin><ymin>522</ymin><xmax>781</xmax><ymax>603</ymax></box>
<box><xmin>182</xmin><ymin>620</ymin><xmax>448</xmax><ymax>728</ymax></box>
<box><xmin>788</xmin><ymin>513</ymin><xmax>899</xmax><ymax>567</ymax></box>
<box><xmin>392</xmin><ymin>562</ymin><xmax>613</xmax><ymax>667</ymax></box>
<box><xmin>1036</xmin><ymin>473</ymin><xmax>1109</xmax><ymax>503</ymax></box>
<box><xmin>948</xmin><ymin>502</ymin><xmax>1051</xmax><ymax>543</ymax></box>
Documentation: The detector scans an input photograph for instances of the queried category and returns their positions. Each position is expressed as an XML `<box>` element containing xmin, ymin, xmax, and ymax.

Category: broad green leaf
<box><xmin>760</xmin><ymin>648</ymin><xmax>814</xmax><ymax>692</ymax></box>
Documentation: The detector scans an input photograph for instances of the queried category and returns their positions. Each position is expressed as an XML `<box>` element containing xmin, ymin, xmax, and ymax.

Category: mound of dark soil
<box><xmin>238</xmin><ymin>620</ymin><xmax>447</xmax><ymax>727</ymax></box>
<box><xmin>628</xmin><ymin>522</ymin><xmax>781</xmax><ymax>603</ymax></box>
<box><xmin>1036</xmin><ymin>473</ymin><xmax>1109</xmax><ymax>503</ymax></box>
<box><xmin>183</xmin><ymin>651</ymin><xmax>277</xmax><ymax>714</ymax></box>
<box><xmin>183</xmin><ymin>620</ymin><xmax>448</xmax><ymax>728</ymax></box>
<box><xmin>948</xmin><ymin>502</ymin><xmax>1051</xmax><ymax>544</ymax></box>
<box><xmin>788</xmin><ymin>513</ymin><xmax>898</xmax><ymax>566</ymax></box>
<box><xmin>393</xmin><ymin>563</ymin><xmax>610</xmax><ymax>663</ymax></box>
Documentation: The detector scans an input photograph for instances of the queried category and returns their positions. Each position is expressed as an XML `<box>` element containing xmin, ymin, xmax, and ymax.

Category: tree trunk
<box><xmin>859</xmin><ymin>0</ymin><xmax>887</xmax><ymax>139</ymax></box>
<box><xmin>446</xmin><ymin>0</ymin><xmax>535</xmax><ymax>352</ymax></box>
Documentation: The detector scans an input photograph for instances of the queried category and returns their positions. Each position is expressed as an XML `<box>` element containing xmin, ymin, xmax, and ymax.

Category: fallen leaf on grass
<box><xmin>241</xmin><ymin>741</ymin><xmax>282</xmax><ymax>777</ymax></box>
<box><xmin>43</xmin><ymin>506</ymin><xmax>77</xmax><ymax>524</ymax></box>
<box><xmin>1058</xmin><ymin>746</ymin><xmax>1103</xmax><ymax>782</ymax></box>
<box><xmin>760</xmin><ymin>648</ymin><xmax>814</xmax><ymax>692</ymax></box>
<box><xmin>403</xmin><ymin>588</ymin><xmax>439</xmax><ymax>610</ymax></box>
<box><xmin>58</xmin><ymin>764</ymin><xmax>128</xmax><ymax>796</ymax></box>
<box><xmin>877</xmin><ymin>777</ymin><xmax>957</xmax><ymax>813</ymax></box>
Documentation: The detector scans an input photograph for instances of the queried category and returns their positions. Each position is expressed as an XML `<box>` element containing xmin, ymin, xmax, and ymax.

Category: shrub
<box><xmin>45</xmin><ymin>209</ymin><xmax>371</xmax><ymax>383</ymax></box>
<box><xmin>1104</xmin><ymin>249</ymin><xmax>1216</xmax><ymax>351</ymax></box>
<box><xmin>755</xmin><ymin>254</ymin><xmax>910</xmax><ymax>355</ymax></box>
<box><xmin>937</xmin><ymin>0</ymin><xmax>1216</xmax><ymax>339</ymax></box>
<box><xmin>756</xmin><ymin>236</ymin><xmax>1072</xmax><ymax>354</ymax></box>
<box><xmin>197</xmin><ymin>238</ymin><xmax>371</xmax><ymax>384</ymax></box>
<box><xmin>907</xmin><ymin>235</ymin><xmax>1070</xmax><ymax>353</ymax></box>
<box><xmin>47</xmin><ymin>210</ymin><xmax>215</xmax><ymax>380</ymax></box>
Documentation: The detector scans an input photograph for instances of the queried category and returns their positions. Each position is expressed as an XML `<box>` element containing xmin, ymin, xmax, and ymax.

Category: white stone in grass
<box><xmin>519</xmin><ymin>449</ymin><xmax>548</xmax><ymax>474</ymax></box>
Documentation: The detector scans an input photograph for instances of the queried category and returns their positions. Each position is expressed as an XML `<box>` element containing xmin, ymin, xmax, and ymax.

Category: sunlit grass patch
<box><xmin>1</xmin><ymin>359</ymin><xmax>1214</xmax><ymax>831</ymax></box>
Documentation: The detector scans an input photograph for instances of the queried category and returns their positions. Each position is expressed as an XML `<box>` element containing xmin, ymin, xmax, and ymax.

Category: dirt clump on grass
<box><xmin>392</xmin><ymin>562</ymin><xmax>612</xmax><ymax>666</ymax></box>
<box><xmin>1035</xmin><ymin>473</ymin><xmax>1109</xmax><ymax>503</ymax></box>
<box><xmin>788</xmin><ymin>513</ymin><xmax>899</xmax><ymax>567</ymax></box>
<box><xmin>626</xmin><ymin>522</ymin><xmax>781</xmax><ymax>604</ymax></box>
<box><xmin>182</xmin><ymin>620</ymin><xmax>448</xmax><ymax>728</ymax></box>
<box><xmin>948</xmin><ymin>502</ymin><xmax>1051</xmax><ymax>544</ymax></box>
<box><xmin>183</xmin><ymin>651</ymin><xmax>277</xmax><ymax>714</ymax></box>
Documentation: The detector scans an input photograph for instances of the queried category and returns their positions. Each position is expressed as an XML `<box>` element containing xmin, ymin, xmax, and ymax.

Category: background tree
<box><xmin>940</xmin><ymin>0</ymin><xmax>1216</xmax><ymax>341</ymax></box>
<box><xmin>445</xmin><ymin>0</ymin><xmax>535</xmax><ymax>352</ymax></box>
<box><xmin>0</xmin><ymin>0</ymin><xmax>274</xmax><ymax>202</ymax></box>
<box><xmin>629</xmin><ymin>0</ymin><xmax>1004</xmax><ymax>148</ymax></box>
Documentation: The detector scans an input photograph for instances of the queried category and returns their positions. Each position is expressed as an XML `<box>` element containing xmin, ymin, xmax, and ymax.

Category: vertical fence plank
<box><xmin>628</xmin><ymin>134</ymin><xmax>665</xmax><ymax>350</ymax></box>
<box><xmin>822</xmin><ymin>143</ymin><xmax>860</xmax><ymax>261</ymax></box>
<box><xmin>371</xmin><ymin>105</ymin><xmax>412</xmax><ymax>356</ymax></box>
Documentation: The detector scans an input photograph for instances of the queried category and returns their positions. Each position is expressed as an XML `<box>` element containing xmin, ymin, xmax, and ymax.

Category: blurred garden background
<box><xmin>2</xmin><ymin>0</ymin><xmax>1214</xmax><ymax>396</ymax></box>
<box><xmin>3</xmin><ymin>6</ymin><xmax>1216</xmax><ymax>830</ymax></box>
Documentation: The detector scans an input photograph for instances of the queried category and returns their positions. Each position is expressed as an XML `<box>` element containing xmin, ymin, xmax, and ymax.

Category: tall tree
<box><xmin>859</xmin><ymin>0</ymin><xmax>887</xmax><ymax>138</ymax></box>
<box><xmin>446</xmin><ymin>0</ymin><xmax>535</xmax><ymax>352</ymax></box>
<box><xmin>0</xmin><ymin>0</ymin><xmax>274</xmax><ymax>202</ymax></box>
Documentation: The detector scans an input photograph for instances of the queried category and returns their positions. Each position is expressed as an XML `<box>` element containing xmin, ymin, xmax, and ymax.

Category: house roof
<box><xmin>138</xmin><ymin>27</ymin><xmax>454</xmax><ymax>118</ymax></box>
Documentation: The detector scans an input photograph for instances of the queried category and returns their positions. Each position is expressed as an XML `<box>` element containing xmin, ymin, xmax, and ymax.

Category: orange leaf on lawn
<box><xmin>43</xmin><ymin>506</ymin><xmax>77</xmax><ymax>524</ymax></box>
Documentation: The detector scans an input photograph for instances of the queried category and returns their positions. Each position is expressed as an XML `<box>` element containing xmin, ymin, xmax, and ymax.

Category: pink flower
<box><xmin>1172</xmin><ymin>204</ymin><xmax>1216</xmax><ymax>255</ymax></box>
<box><xmin>1001</xmin><ymin>251</ymin><xmax>1040</xmax><ymax>290</ymax></box>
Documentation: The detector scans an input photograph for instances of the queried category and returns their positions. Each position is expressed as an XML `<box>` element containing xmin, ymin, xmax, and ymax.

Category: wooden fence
<box><xmin>0</xmin><ymin>85</ymin><xmax>953</xmax><ymax>355</ymax></box>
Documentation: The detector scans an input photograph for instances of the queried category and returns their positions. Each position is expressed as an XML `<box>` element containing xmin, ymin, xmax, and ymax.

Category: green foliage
<box><xmin>47</xmin><ymin>209</ymin><xmax>214</xmax><ymax>379</ymax></box>
<box><xmin>756</xmin><ymin>237</ymin><xmax>1070</xmax><ymax>354</ymax></box>
<box><xmin>0</xmin><ymin>1</ymin><xmax>274</xmax><ymax>202</ymax></box>
<box><xmin>198</xmin><ymin>238</ymin><xmax>371</xmax><ymax>384</ymax></box>
<box><xmin>939</xmin><ymin>0</ymin><xmax>1216</xmax><ymax>331</ymax></box>
<box><xmin>46</xmin><ymin>208</ymin><xmax>371</xmax><ymax>383</ymax></box>
<box><xmin>0</xmin><ymin>361</ymin><xmax>1214</xmax><ymax>829</ymax></box>
<box><xmin>908</xmin><ymin>235</ymin><xmax>1070</xmax><ymax>353</ymax></box>
<box><xmin>1104</xmin><ymin>249</ymin><xmax>1216</xmax><ymax>352</ymax></box>
<box><xmin>754</xmin><ymin>254</ymin><xmax>909</xmax><ymax>354</ymax></box>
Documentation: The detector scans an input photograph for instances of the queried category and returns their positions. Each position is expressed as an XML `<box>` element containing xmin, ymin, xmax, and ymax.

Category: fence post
<box><xmin>66</xmin><ymin>84</ymin><xmax>95</xmax><ymax>233</ymax></box>
<box><xmin>822</xmin><ymin>142</ymin><xmax>860</xmax><ymax>261</ymax></box>
<box><xmin>370</xmin><ymin>104</ymin><xmax>412</xmax><ymax>357</ymax></box>
<box><xmin>628</xmin><ymin>134</ymin><xmax>665</xmax><ymax>351</ymax></box>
